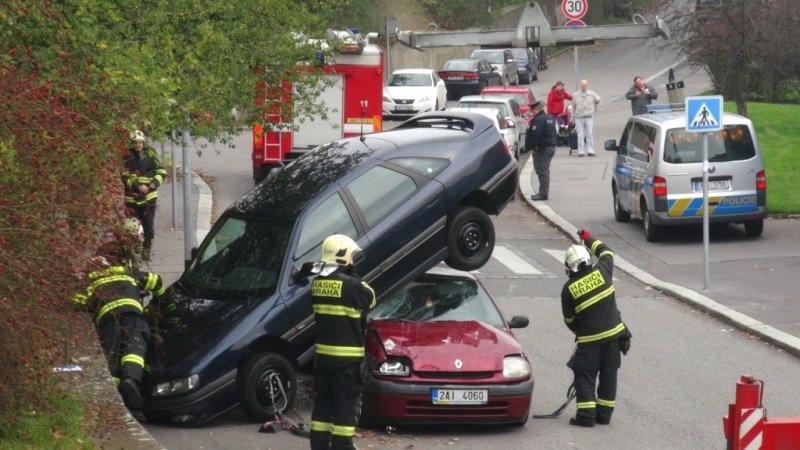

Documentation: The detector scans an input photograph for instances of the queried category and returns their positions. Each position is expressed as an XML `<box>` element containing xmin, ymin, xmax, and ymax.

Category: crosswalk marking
<box><xmin>492</xmin><ymin>246</ymin><xmax>543</xmax><ymax>275</ymax></box>
<box><xmin>542</xmin><ymin>248</ymin><xmax>617</xmax><ymax>281</ymax></box>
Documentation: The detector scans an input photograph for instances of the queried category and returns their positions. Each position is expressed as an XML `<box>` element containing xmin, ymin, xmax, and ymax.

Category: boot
<box><xmin>569</xmin><ymin>417</ymin><xmax>595</xmax><ymax>428</ymax></box>
<box><xmin>119</xmin><ymin>377</ymin><xmax>144</xmax><ymax>410</ymax></box>
<box><xmin>142</xmin><ymin>242</ymin><xmax>152</xmax><ymax>262</ymax></box>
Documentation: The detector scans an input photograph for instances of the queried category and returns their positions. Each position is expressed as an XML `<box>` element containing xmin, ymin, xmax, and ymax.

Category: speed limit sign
<box><xmin>562</xmin><ymin>0</ymin><xmax>588</xmax><ymax>21</ymax></box>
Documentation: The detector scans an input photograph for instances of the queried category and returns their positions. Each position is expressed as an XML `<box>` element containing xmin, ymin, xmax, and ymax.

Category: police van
<box><xmin>604</xmin><ymin>108</ymin><xmax>767</xmax><ymax>242</ymax></box>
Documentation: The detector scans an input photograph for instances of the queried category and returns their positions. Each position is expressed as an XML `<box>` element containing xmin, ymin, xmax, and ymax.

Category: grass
<box><xmin>725</xmin><ymin>102</ymin><xmax>800</xmax><ymax>215</ymax></box>
<box><xmin>0</xmin><ymin>393</ymin><xmax>94</xmax><ymax>450</ymax></box>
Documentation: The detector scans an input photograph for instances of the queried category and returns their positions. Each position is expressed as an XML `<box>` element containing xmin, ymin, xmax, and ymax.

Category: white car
<box><xmin>455</xmin><ymin>95</ymin><xmax>527</xmax><ymax>153</ymax></box>
<box><xmin>448</xmin><ymin>107</ymin><xmax>518</xmax><ymax>151</ymax></box>
<box><xmin>383</xmin><ymin>69</ymin><xmax>448</xmax><ymax>118</ymax></box>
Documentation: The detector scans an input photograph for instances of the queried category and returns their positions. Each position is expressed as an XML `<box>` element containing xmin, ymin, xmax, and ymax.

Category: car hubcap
<box><xmin>257</xmin><ymin>369</ymin><xmax>287</xmax><ymax>409</ymax></box>
<box><xmin>458</xmin><ymin>222</ymin><xmax>485</xmax><ymax>257</ymax></box>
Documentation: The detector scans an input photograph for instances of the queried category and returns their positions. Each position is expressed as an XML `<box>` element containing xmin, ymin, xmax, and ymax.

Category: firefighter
<box><xmin>561</xmin><ymin>229</ymin><xmax>627</xmax><ymax>427</ymax></box>
<box><xmin>309</xmin><ymin>234</ymin><xmax>376</xmax><ymax>450</ymax></box>
<box><xmin>73</xmin><ymin>234</ymin><xmax>166</xmax><ymax>410</ymax></box>
<box><xmin>123</xmin><ymin>129</ymin><xmax>166</xmax><ymax>261</ymax></box>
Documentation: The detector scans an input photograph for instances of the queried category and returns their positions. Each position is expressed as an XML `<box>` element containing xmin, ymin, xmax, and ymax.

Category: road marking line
<box><xmin>492</xmin><ymin>246</ymin><xmax>542</xmax><ymax>275</ymax></box>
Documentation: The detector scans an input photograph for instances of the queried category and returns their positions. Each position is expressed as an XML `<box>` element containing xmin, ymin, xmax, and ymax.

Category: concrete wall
<box><xmin>387</xmin><ymin>42</ymin><xmax>479</xmax><ymax>74</ymax></box>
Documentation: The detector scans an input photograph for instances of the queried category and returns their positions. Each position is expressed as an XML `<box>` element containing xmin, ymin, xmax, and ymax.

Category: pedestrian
<box><xmin>309</xmin><ymin>234</ymin><xmax>376</xmax><ymax>450</ymax></box>
<box><xmin>625</xmin><ymin>76</ymin><xmax>658</xmax><ymax>115</ymax></box>
<box><xmin>123</xmin><ymin>129</ymin><xmax>166</xmax><ymax>261</ymax></box>
<box><xmin>547</xmin><ymin>81</ymin><xmax>573</xmax><ymax>121</ymax></box>
<box><xmin>73</xmin><ymin>232</ymin><xmax>166</xmax><ymax>410</ymax></box>
<box><xmin>572</xmin><ymin>80</ymin><xmax>601</xmax><ymax>157</ymax></box>
<box><xmin>521</xmin><ymin>100</ymin><xmax>558</xmax><ymax>201</ymax></box>
<box><xmin>561</xmin><ymin>229</ymin><xmax>630</xmax><ymax>427</ymax></box>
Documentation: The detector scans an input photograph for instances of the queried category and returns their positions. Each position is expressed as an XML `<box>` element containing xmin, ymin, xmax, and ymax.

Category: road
<box><xmin>145</xmin><ymin>36</ymin><xmax>800</xmax><ymax>449</ymax></box>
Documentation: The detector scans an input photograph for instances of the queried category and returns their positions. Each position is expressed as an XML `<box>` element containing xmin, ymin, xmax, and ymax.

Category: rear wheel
<box><xmin>642</xmin><ymin>201</ymin><xmax>662</xmax><ymax>242</ymax></box>
<box><xmin>744</xmin><ymin>219</ymin><xmax>764</xmax><ymax>237</ymax></box>
<box><xmin>445</xmin><ymin>206</ymin><xmax>495</xmax><ymax>271</ymax></box>
<box><xmin>613</xmin><ymin>186</ymin><xmax>631</xmax><ymax>223</ymax></box>
<box><xmin>237</xmin><ymin>352</ymin><xmax>297</xmax><ymax>422</ymax></box>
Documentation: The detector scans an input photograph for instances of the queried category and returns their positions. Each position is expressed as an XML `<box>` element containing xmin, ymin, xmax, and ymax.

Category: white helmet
<box><xmin>564</xmin><ymin>245</ymin><xmax>592</xmax><ymax>273</ymax></box>
<box><xmin>130</xmin><ymin>129</ymin><xmax>146</xmax><ymax>142</ymax></box>
<box><xmin>320</xmin><ymin>234</ymin><xmax>361</xmax><ymax>266</ymax></box>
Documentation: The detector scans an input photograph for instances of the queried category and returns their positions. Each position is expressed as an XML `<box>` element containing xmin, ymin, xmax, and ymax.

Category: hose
<box><xmin>531</xmin><ymin>383</ymin><xmax>576</xmax><ymax>419</ymax></box>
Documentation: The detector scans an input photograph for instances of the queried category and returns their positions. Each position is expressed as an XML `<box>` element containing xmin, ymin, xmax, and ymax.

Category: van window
<box><xmin>295</xmin><ymin>193</ymin><xmax>357</xmax><ymax>266</ymax></box>
<box><xmin>629</xmin><ymin>122</ymin><xmax>655</xmax><ymax>163</ymax></box>
<box><xmin>348</xmin><ymin>166</ymin><xmax>417</xmax><ymax>227</ymax></box>
<box><xmin>664</xmin><ymin>125</ymin><xmax>755</xmax><ymax>164</ymax></box>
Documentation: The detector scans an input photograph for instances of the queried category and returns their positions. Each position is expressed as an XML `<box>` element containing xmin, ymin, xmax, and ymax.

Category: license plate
<box><xmin>396</xmin><ymin>105</ymin><xmax>413</xmax><ymax>111</ymax></box>
<box><xmin>448</xmin><ymin>76</ymin><xmax>464</xmax><ymax>80</ymax></box>
<box><xmin>431</xmin><ymin>388</ymin><xmax>488</xmax><ymax>405</ymax></box>
<box><xmin>693</xmin><ymin>179</ymin><xmax>731</xmax><ymax>191</ymax></box>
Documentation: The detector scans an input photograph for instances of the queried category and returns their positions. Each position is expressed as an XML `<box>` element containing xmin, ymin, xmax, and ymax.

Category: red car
<box><xmin>481</xmin><ymin>86</ymin><xmax>537</xmax><ymax>124</ymax></box>
<box><xmin>360</xmin><ymin>267</ymin><xmax>533</xmax><ymax>427</ymax></box>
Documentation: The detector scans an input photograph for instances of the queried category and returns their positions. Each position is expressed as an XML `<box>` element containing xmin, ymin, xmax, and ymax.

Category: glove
<box><xmin>577</xmin><ymin>229</ymin><xmax>591</xmax><ymax>241</ymax></box>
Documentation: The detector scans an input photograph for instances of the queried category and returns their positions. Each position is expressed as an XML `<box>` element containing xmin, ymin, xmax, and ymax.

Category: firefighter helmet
<box><xmin>564</xmin><ymin>245</ymin><xmax>592</xmax><ymax>273</ymax></box>
<box><xmin>320</xmin><ymin>234</ymin><xmax>361</xmax><ymax>266</ymax></box>
<box><xmin>130</xmin><ymin>129</ymin><xmax>146</xmax><ymax>142</ymax></box>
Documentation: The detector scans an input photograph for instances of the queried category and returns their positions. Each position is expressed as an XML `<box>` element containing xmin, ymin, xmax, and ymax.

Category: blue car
<box><xmin>142</xmin><ymin>112</ymin><xmax>518</xmax><ymax>426</ymax></box>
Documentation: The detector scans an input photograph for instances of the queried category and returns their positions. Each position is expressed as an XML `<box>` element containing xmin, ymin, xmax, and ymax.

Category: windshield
<box><xmin>509</xmin><ymin>48</ymin><xmax>528</xmax><ymax>61</ymax></box>
<box><xmin>388</xmin><ymin>73</ymin><xmax>432</xmax><ymax>87</ymax></box>
<box><xmin>456</xmin><ymin>101</ymin><xmax>510</xmax><ymax>117</ymax></box>
<box><xmin>369</xmin><ymin>278</ymin><xmax>505</xmax><ymax>327</ymax></box>
<box><xmin>472</xmin><ymin>51</ymin><xmax>504</xmax><ymax>64</ymax></box>
<box><xmin>664</xmin><ymin>125</ymin><xmax>756</xmax><ymax>164</ymax></box>
<box><xmin>182</xmin><ymin>215</ymin><xmax>293</xmax><ymax>299</ymax></box>
<box><xmin>442</xmin><ymin>60</ymin><xmax>475</xmax><ymax>71</ymax></box>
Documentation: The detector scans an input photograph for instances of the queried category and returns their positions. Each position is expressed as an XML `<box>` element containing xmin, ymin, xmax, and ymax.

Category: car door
<box><xmin>508</xmin><ymin>99</ymin><xmax>526</xmax><ymax>144</ymax></box>
<box><xmin>480</xmin><ymin>60</ymin><xmax>499</xmax><ymax>86</ymax></box>
<box><xmin>627</xmin><ymin>122</ymin><xmax>655</xmax><ymax>216</ymax></box>
<box><xmin>615</xmin><ymin>122</ymin><xmax>635</xmax><ymax>212</ymax></box>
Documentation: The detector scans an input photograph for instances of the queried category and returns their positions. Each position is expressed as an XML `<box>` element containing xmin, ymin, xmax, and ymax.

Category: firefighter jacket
<box><xmin>73</xmin><ymin>264</ymin><xmax>166</xmax><ymax>325</ymax></box>
<box><xmin>311</xmin><ymin>268</ymin><xmax>376</xmax><ymax>366</ymax></box>
<box><xmin>123</xmin><ymin>147</ymin><xmax>167</xmax><ymax>207</ymax></box>
<box><xmin>561</xmin><ymin>237</ymin><xmax>626</xmax><ymax>346</ymax></box>
<box><xmin>525</xmin><ymin>110</ymin><xmax>558</xmax><ymax>151</ymax></box>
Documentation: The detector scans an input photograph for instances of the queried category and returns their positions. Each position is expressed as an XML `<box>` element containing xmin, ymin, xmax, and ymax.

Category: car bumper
<box><xmin>365</xmin><ymin>377</ymin><xmax>533</xmax><ymax>425</ymax></box>
<box><xmin>142</xmin><ymin>369</ymin><xmax>238</xmax><ymax>426</ymax></box>
<box><xmin>383</xmin><ymin>101</ymin><xmax>435</xmax><ymax>117</ymax></box>
<box><xmin>650</xmin><ymin>206</ymin><xmax>768</xmax><ymax>226</ymax></box>
<box><xmin>443</xmin><ymin>81</ymin><xmax>481</xmax><ymax>96</ymax></box>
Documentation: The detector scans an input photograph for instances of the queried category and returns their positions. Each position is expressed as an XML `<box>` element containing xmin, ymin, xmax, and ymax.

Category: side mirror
<box><xmin>190</xmin><ymin>247</ymin><xmax>198</xmax><ymax>259</ymax></box>
<box><xmin>604</xmin><ymin>139</ymin><xmax>619</xmax><ymax>152</ymax></box>
<box><xmin>507</xmin><ymin>315</ymin><xmax>529</xmax><ymax>329</ymax></box>
<box><xmin>505</xmin><ymin>118</ymin><xmax>516</xmax><ymax>128</ymax></box>
<box><xmin>506</xmin><ymin>59</ymin><xmax>515</xmax><ymax>63</ymax></box>
<box><xmin>292</xmin><ymin>261</ymin><xmax>316</xmax><ymax>283</ymax></box>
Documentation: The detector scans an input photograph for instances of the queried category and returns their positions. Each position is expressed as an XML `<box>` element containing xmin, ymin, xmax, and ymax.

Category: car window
<box><xmin>294</xmin><ymin>193</ymin><xmax>357</xmax><ymax>267</ymax></box>
<box><xmin>664</xmin><ymin>125</ymin><xmax>755</xmax><ymax>164</ymax></box>
<box><xmin>388</xmin><ymin>73</ymin><xmax>433</xmax><ymax>87</ymax></box>
<box><xmin>509</xmin><ymin>100</ymin><xmax>521</xmax><ymax>116</ymax></box>
<box><xmin>618</xmin><ymin>121</ymin><xmax>632</xmax><ymax>155</ymax></box>
<box><xmin>390</xmin><ymin>157</ymin><xmax>449</xmax><ymax>178</ymax></box>
<box><xmin>629</xmin><ymin>122</ymin><xmax>655</xmax><ymax>163</ymax></box>
<box><xmin>442</xmin><ymin>60</ymin><xmax>475</xmax><ymax>71</ymax></box>
<box><xmin>347</xmin><ymin>165</ymin><xmax>418</xmax><ymax>227</ymax></box>
<box><xmin>472</xmin><ymin>50</ymin><xmax>504</xmax><ymax>64</ymax></box>
<box><xmin>457</xmin><ymin>101</ymin><xmax>509</xmax><ymax>117</ymax></box>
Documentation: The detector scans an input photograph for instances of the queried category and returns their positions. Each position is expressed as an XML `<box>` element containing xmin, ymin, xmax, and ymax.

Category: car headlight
<box><xmin>377</xmin><ymin>359</ymin><xmax>410</xmax><ymax>377</ymax></box>
<box><xmin>503</xmin><ymin>356</ymin><xmax>531</xmax><ymax>379</ymax></box>
<box><xmin>383</xmin><ymin>96</ymin><xmax>392</xmax><ymax>103</ymax></box>
<box><xmin>418</xmin><ymin>95</ymin><xmax>431</xmax><ymax>103</ymax></box>
<box><xmin>151</xmin><ymin>374</ymin><xmax>200</xmax><ymax>397</ymax></box>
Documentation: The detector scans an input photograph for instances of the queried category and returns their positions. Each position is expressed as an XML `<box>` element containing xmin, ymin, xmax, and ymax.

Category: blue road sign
<box><xmin>686</xmin><ymin>95</ymin><xmax>723</xmax><ymax>133</ymax></box>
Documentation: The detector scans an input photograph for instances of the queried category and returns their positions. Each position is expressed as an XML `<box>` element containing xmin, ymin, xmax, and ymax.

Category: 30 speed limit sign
<box><xmin>562</xmin><ymin>0</ymin><xmax>588</xmax><ymax>20</ymax></box>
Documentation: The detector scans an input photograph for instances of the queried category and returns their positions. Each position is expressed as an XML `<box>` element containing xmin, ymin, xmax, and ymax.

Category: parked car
<box><xmin>480</xmin><ymin>85</ymin><xmax>537</xmax><ymax>124</ymax></box>
<box><xmin>383</xmin><ymin>69</ymin><xmax>448</xmax><ymax>119</ymax></box>
<box><xmin>438</xmin><ymin>58</ymin><xmax>502</xmax><ymax>100</ymax></box>
<box><xmin>360</xmin><ymin>266</ymin><xmax>533</xmax><ymax>427</ymax></box>
<box><xmin>141</xmin><ymin>111</ymin><xmax>518</xmax><ymax>426</ymax></box>
<box><xmin>604</xmin><ymin>108</ymin><xmax>766</xmax><ymax>242</ymax></box>
<box><xmin>508</xmin><ymin>47</ymin><xmax>539</xmax><ymax>84</ymax></box>
<box><xmin>469</xmin><ymin>49</ymin><xmax>518</xmax><ymax>86</ymax></box>
<box><xmin>456</xmin><ymin>95</ymin><xmax>527</xmax><ymax>156</ymax></box>
<box><xmin>448</xmin><ymin>107</ymin><xmax>518</xmax><ymax>153</ymax></box>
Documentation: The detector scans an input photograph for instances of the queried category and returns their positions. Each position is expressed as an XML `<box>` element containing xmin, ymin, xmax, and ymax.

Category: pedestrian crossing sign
<box><xmin>685</xmin><ymin>95</ymin><xmax>723</xmax><ymax>132</ymax></box>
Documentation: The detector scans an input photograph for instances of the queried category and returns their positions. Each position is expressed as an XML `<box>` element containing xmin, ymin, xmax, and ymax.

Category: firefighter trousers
<box><xmin>570</xmin><ymin>339</ymin><xmax>621</xmax><ymax>425</ymax></box>
<box><xmin>130</xmin><ymin>202</ymin><xmax>156</xmax><ymax>248</ymax></box>
<box><xmin>98</xmin><ymin>312</ymin><xmax>149</xmax><ymax>383</ymax></box>
<box><xmin>310</xmin><ymin>361</ymin><xmax>362</xmax><ymax>450</ymax></box>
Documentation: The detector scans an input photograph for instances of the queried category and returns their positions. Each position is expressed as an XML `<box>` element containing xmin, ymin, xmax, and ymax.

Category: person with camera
<box><xmin>625</xmin><ymin>76</ymin><xmax>659</xmax><ymax>115</ymax></box>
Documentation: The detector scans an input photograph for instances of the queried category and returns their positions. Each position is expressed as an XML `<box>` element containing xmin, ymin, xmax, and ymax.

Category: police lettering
<box><xmin>721</xmin><ymin>195</ymin><xmax>756</xmax><ymax>206</ymax></box>
<box><xmin>569</xmin><ymin>271</ymin><xmax>606</xmax><ymax>298</ymax></box>
<box><xmin>312</xmin><ymin>280</ymin><xmax>343</xmax><ymax>298</ymax></box>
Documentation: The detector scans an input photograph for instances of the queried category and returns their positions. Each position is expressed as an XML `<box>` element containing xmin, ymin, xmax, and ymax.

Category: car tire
<box><xmin>642</xmin><ymin>201</ymin><xmax>662</xmax><ymax>242</ymax></box>
<box><xmin>613</xmin><ymin>185</ymin><xmax>631</xmax><ymax>223</ymax></box>
<box><xmin>237</xmin><ymin>352</ymin><xmax>297</xmax><ymax>422</ymax></box>
<box><xmin>445</xmin><ymin>206</ymin><xmax>496</xmax><ymax>271</ymax></box>
<box><xmin>744</xmin><ymin>219</ymin><xmax>764</xmax><ymax>237</ymax></box>
<box><xmin>357</xmin><ymin>393</ymin><xmax>374</xmax><ymax>428</ymax></box>
<box><xmin>253</xmin><ymin>165</ymin><xmax>273</xmax><ymax>184</ymax></box>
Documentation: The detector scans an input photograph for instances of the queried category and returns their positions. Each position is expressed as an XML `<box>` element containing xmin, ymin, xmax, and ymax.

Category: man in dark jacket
<box><xmin>309</xmin><ymin>234</ymin><xmax>376</xmax><ymax>450</ymax></box>
<box><xmin>561</xmin><ymin>229</ymin><xmax>627</xmax><ymax>427</ymax></box>
<box><xmin>523</xmin><ymin>100</ymin><xmax>558</xmax><ymax>201</ymax></box>
<box><xmin>123</xmin><ymin>130</ymin><xmax>166</xmax><ymax>261</ymax></box>
<box><xmin>625</xmin><ymin>76</ymin><xmax>659</xmax><ymax>115</ymax></box>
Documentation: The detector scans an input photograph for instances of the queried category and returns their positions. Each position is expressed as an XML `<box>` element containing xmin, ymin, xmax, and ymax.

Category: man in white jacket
<box><xmin>572</xmin><ymin>80</ymin><xmax>602</xmax><ymax>157</ymax></box>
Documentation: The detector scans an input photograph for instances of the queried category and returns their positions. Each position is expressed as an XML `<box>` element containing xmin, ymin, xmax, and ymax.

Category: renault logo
<box><xmin>454</xmin><ymin>359</ymin><xmax>463</xmax><ymax>369</ymax></box>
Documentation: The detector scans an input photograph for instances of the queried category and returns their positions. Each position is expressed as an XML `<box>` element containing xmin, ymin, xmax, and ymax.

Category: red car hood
<box><xmin>368</xmin><ymin>320</ymin><xmax>522</xmax><ymax>372</ymax></box>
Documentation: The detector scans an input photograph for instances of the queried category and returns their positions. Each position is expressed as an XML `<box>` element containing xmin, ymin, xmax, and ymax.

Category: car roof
<box><xmin>632</xmin><ymin>111</ymin><xmax>752</xmax><ymax>128</ymax></box>
<box><xmin>482</xmin><ymin>86</ymin><xmax>531</xmax><ymax>93</ymax></box>
<box><xmin>458</xmin><ymin>95</ymin><xmax>514</xmax><ymax>104</ymax></box>
<box><xmin>391</xmin><ymin>68</ymin><xmax>434</xmax><ymax>75</ymax></box>
<box><xmin>447</xmin><ymin>107</ymin><xmax>501</xmax><ymax>126</ymax></box>
<box><xmin>442</xmin><ymin>58</ymin><xmax>478</xmax><ymax>65</ymax></box>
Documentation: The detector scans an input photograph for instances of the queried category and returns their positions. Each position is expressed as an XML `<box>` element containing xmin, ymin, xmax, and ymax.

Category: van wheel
<box><xmin>445</xmin><ymin>206</ymin><xmax>495</xmax><ymax>271</ymax></box>
<box><xmin>744</xmin><ymin>219</ymin><xmax>764</xmax><ymax>237</ymax></box>
<box><xmin>642</xmin><ymin>203</ymin><xmax>662</xmax><ymax>242</ymax></box>
<box><xmin>237</xmin><ymin>352</ymin><xmax>297</xmax><ymax>422</ymax></box>
<box><xmin>613</xmin><ymin>186</ymin><xmax>630</xmax><ymax>223</ymax></box>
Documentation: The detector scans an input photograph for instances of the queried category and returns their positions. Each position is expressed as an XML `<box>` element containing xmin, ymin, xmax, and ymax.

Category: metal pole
<box><xmin>181</xmin><ymin>128</ymin><xmax>194</xmax><ymax>267</ymax></box>
<box><xmin>574</xmin><ymin>46</ymin><xmax>579</xmax><ymax>91</ymax></box>
<box><xmin>170</xmin><ymin>130</ymin><xmax>177</xmax><ymax>230</ymax></box>
<box><xmin>702</xmin><ymin>132</ymin><xmax>710</xmax><ymax>290</ymax></box>
<box><xmin>385</xmin><ymin>17</ymin><xmax>391</xmax><ymax>82</ymax></box>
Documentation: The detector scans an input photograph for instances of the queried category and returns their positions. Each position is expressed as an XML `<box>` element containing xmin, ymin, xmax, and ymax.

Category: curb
<box><xmin>192</xmin><ymin>171</ymin><xmax>213</xmax><ymax>244</ymax></box>
<box><xmin>518</xmin><ymin>164</ymin><xmax>800</xmax><ymax>358</ymax></box>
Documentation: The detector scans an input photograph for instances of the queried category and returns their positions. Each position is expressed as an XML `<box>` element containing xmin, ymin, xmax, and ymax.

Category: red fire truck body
<box><xmin>252</xmin><ymin>32</ymin><xmax>384</xmax><ymax>182</ymax></box>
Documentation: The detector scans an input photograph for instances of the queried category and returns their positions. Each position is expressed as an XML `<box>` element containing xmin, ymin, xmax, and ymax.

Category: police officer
<box><xmin>522</xmin><ymin>100</ymin><xmax>558</xmax><ymax>201</ymax></box>
<box><xmin>73</xmin><ymin>235</ymin><xmax>166</xmax><ymax>410</ymax></box>
<box><xmin>123</xmin><ymin>130</ymin><xmax>166</xmax><ymax>261</ymax></box>
<box><xmin>561</xmin><ymin>229</ymin><xmax>627</xmax><ymax>427</ymax></box>
<box><xmin>309</xmin><ymin>234</ymin><xmax>375</xmax><ymax>450</ymax></box>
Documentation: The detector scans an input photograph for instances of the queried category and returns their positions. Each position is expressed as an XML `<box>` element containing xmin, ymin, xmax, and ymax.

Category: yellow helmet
<box><xmin>564</xmin><ymin>245</ymin><xmax>592</xmax><ymax>273</ymax></box>
<box><xmin>320</xmin><ymin>234</ymin><xmax>361</xmax><ymax>266</ymax></box>
<box><xmin>130</xmin><ymin>129</ymin><xmax>146</xmax><ymax>142</ymax></box>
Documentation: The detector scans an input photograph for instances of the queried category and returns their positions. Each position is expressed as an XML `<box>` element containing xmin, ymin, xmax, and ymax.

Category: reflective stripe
<box><xmin>576</xmin><ymin>323</ymin><xmax>626</xmax><ymax>344</ymax></box>
<box><xmin>96</xmin><ymin>298</ymin><xmax>143</xmax><ymax>323</ymax></box>
<box><xmin>597</xmin><ymin>398</ymin><xmax>615</xmax><ymax>408</ymax></box>
<box><xmin>310</xmin><ymin>420</ymin><xmax>332</xmax><ymax>432</ymax></box>
<box><xmin>576</xmin><ymin>401</ymin><xmax>596</xmax><ymax>409</ymax></box>
<box><xmin>145</xmin><ymin>191</ymin><xmax>158</xmax><ymax>202</ymax></box>
<box><xmin>87</xmin><ymin>274</ymin><xmax>137</xmax><ymax>297</ymax></box>
<box><xmin>112</xmin><ymin>376</ymin><xmax>120</xmax><ymax>386</ymax></box>
<box><xmin>362</xmin><ymin>282</ymin><xmax>376</xmax><ymax>308</ymax></box>
<box><xmin>564</xmin><ymin>316</ymin><xmax>574</xmax><ymax>324</ymax></box>
<box><xmin>599</xmin><ymin>250</ymin><xmax>613</xmax><ymax>259</ymax></box>
<box><xmin>574</xmin><ymin>286</ymin><xmax>615</xmax><ymax>314</ymax></box>
<box><xmin>313</xmin><ymin>304</ymin><xmax>361</xmax><ymax>318</ymax></box>
<box><xmin>315</xmin><ymin>343</ymin><xmax>364</xmax><ymax>358</ymax></box>
<box><xmin>332</xmin><ymin>424</ymin><xmax>355</xmax><ymax>437</ymax></box>
<box><xmin>121</xmin><ymin>353</ymin><xmax>144</xmax><ymax>368</ymax></box>
<box><xmin>137</xmin><ymin>176</ymin><xmax>153</xmax><ymax>184</ymax></box>
<box><xmin>590</xmin><ymin>240</ymin><xmax>602</xmax><ymax>252</ymax></box>
<box><xmin>73</xmin><ymin>293</ymin><xmax>88</xmax><ymax>305</ymax></box>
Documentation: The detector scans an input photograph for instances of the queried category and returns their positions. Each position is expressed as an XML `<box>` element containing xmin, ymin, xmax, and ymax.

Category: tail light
<box><xmin>253</xmin><ymin>123</ymin><xmax>264</xmax><ymax>153</ymax></box>
<box><xmin>464</xmin><ymin>72</ymin><xmax>479</xmax><ymax>80</ymax></box>
<box><xmin>501</xmin><ymin>141</ymin><xmax>511</xmax><ymax>155</ymax></box>
<box><xmin>653</xmin><ymin>176</ymin><xmax>667</xmax><ymax>197</ymax></box>
<box><xmin>756</xmin><ymin>170</ymin><xmax>766</xmax><ymax>191</ymax></box>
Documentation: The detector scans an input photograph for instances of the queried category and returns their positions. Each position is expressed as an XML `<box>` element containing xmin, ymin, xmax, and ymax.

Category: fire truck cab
<box><xmin>252</xmin><ymin>30</ymin><xmax>384</xmax><ymax>182</ymax></box>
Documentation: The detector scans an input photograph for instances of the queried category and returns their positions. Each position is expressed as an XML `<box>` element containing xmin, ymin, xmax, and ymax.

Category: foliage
<box><xmin>420</xmin><ymin>0</ymin><xmax>522</xmax><ymax>29</ymax></box>
<box><xmin>0</xmin><ymin>392</ymin><xmax>93</xmax><ymax>450</ymax></box>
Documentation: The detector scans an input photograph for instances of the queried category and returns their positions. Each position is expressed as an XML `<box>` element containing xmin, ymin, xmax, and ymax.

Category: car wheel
<box><xmin>744</xmin><ymin>219</ymin><xmax>764</xmax><ymax>237</ymax></box>
<box><xmin>237</xmin><ymin>352</ymin><xmax>297</xmax><ymax>422</ymax></box>
<box><xmin>613</xmin><ymin>186</ymin><xmax>631</xmax><ymax>223</ymax></box>
<box><xmin>357</xmin><ymin>393</ymin><xmax>374</xmax><ymax>428</ymax></box>
<box><xmin>253</xmin><ymin>165</ymin><xmax>273</xmax><ymax>184</ymax></box>
<box><xmin>445</xmin><ymin>206</ymin><xmax>495</xmax><ymax>271</ymax></box>
<box><xmin>642</xmin><ymin>201</ymin><xmax>662</xmax><ymax>242</ymax></box>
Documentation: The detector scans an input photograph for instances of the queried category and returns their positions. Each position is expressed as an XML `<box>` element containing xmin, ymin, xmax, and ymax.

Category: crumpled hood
<box><xmin>369</xmin><ymin>320</ymin><xmax>522</xmax><ymax>373</ymax></box>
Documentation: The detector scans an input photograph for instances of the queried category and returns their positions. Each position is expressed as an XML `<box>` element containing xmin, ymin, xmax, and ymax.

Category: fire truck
<box><xmin>252</xmin><ymin>30</ymin><xmax>384</xmax><ymax>182</ymax></box>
